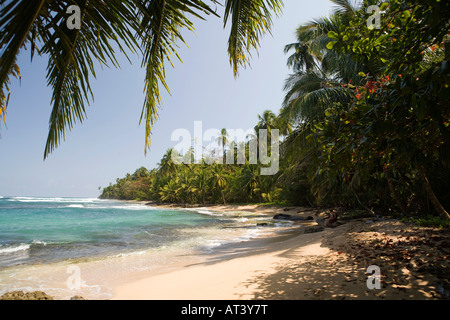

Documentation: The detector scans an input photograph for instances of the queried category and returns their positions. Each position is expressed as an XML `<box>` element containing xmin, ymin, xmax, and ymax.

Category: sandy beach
<box><xmin>111</xmin><ymin>204</ymin><xmax>450</xmax><ymax>300</ymax></box>
<box><xmin>1</xmin><ymin>204</ymin><xmax>449</xmax><ymax>300</ymax></box>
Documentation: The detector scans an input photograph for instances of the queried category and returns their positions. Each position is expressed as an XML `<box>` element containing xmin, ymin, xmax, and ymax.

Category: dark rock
<box><xmin>274</xmin><ymin>214</ymin><xmax>314</xmax><ymax>221</ymax></box>
<box><xmin>0</xmin><ymin>291</ymin><xmax>53</xmax><ymax>300</ymax></box>
<box><xmin>70</xmin><ymin>295</ymin><xmax>86</xmax><ymax>300</ymax></box>
<box><xmin>437</xmin><ymin>280</ymin><xmax>450</xmax><ymax>298</ymax></box>
<box><xmin>257</xmin><ymin>223</ymin><xmax>269</xmax><ymax>227</ymax></box>
<box><xmin>273</xmin><ymin>213</ymin><xmax>293</xmax><ymax>220</ymax></box>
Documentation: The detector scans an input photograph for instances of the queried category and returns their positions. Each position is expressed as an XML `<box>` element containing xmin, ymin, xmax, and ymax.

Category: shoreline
<box><xmin>1</xmin><ymin>202</ymin><xmax>449</xmax><ymax>300</ymax></box>
<box><xmin>111</xmin><ymin>212</ymin><xmax>450</xmax><ymax>300</ymax></box>
<box><xmin>0</xmin><ymin>202</ymin><xmax>319</xmax><ymax>300</ymax></box>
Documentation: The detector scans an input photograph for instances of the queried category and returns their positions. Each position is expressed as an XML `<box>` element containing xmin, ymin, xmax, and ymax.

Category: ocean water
<box><xmin>0</xmin><ymin>196</ymin><xmax>284</xmax><ymax>269</ymax></box>
<box><xmin>0</xmin><ymin>196</ymin><xmax>294</xmax><ymax>298</ymax></box>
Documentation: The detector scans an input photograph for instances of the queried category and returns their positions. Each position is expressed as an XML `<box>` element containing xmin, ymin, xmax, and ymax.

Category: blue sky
<box><xmin>0</xmin><ymin>0</ymin><xmax>334</xmax><ymax>197</ymax></box>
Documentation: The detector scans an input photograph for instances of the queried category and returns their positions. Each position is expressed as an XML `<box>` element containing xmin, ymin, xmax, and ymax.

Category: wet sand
<box><xmin>1</xmin><ymin>204</ymin><xmax>449</xmax><ymax>300</ymax></box>
<box><xmin>112</xmin><ymin>205</ymin><xmax>450</xmax><ymax>300</ymax></box>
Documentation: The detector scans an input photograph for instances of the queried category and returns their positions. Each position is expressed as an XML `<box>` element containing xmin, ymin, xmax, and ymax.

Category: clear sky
<box><xmin>0</xmin><ymin>0</ymin><xmax>335</xmax><ymax>198</ymax></box>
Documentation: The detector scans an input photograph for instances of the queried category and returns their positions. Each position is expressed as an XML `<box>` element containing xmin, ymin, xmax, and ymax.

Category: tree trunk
<box><xmin>418</xmin><ymin>165</ymin><xmax>450</xmax><ymax>220</ymax></box>
<box><xmin>383</xmin><ymin>166</ymin><xmax>408</xmax><ymax>216</ymax></box>
<box><xmin>221</xmin><ymin>189</ymin><xmax>226</xmax><ymax>205</ymax></box>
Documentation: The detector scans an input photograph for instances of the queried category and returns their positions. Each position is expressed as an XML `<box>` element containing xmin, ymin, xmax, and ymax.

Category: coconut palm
<box><xmin>216</xmin><ymin>128</ymin><xmax>228</xmax><ymax>163</ymax></box>
<box><xmin>237</xmin><ymin>163</ymin><xmax>260</xmax><ymax>201</ymax></box>
<box><xmin>193</xmin><ymin>163</ymin><xmax>209</xmax><ymax>204</ymax></box>
<box><xmin>0</xmin><ymin>0</ymin><xmax>283</xmax><ymax>158</ymax></box>
<box><xmin>159</xmin><ymin>179</ymin><xmax>179</xmax><ymax>203</ymax></box>
<box><xmin>209</xmin><ymin>164</ymin><xmax>227</xmax><ymax>204</ymax></box>
<box><xmin>276</xmin><ymin>0</ymin><xmax>365</xmax><ymax>204</ymax></box>
<box><xmin>280</xmin><ymin>0</ymin><xmax>363</xmax><ymax>126</ymax></box>
<box><xmin>158</xmin><ymin>148</ymin><xmax>178</xmax><ymax>177</ymax></box>
<box><xmin>254</xmin><ymin>110</ymin><xmax>276</xmax><ymax>135</ymax></box>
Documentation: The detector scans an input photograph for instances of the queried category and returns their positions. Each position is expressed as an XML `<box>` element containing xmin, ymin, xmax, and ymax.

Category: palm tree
<box><xmin>159</xmin><ymin>179</ymin><xmax>179</xmax><ymax>203</ymax></box>
<box><xmin>194</xmin><ymin>163</ymin><xmax>209</xmax><ymax>205</ymax></box>
<box><xmin>209</xmin><ymin>164</ymin><xmax>227</xmax><ymax>204</ymax></box>
<box><xmin>0</xmin><ymin>0</ymin><xmax>284</xmax><ymax>158</ymax></box>
<box><xmin>277</xmin><ymin>0</ymin><xmax>364</xmax><ymax>204</ymax></box>
<box><xmin>216</xmin><ymin>128</ymin><xmax>228</xmax><ymax>163</ymax></box>
<box><xmin>158</xmin><ymin>148</ymin><xmax>178</xmax><ymax>178</ymax></box>
<box><xmin>280</xmin><ymin>0</ymin><xmax>363</xmax><ymax>126</ymax></box>
<box><xmin>254</xmin><ymin>110</ymin><xmax>276</xmax><ymax>135</ymax></box>
<box><xmin>237</xmin><ymin>163</ymin><xmax>260</xmax><ymax>201</ymax></box>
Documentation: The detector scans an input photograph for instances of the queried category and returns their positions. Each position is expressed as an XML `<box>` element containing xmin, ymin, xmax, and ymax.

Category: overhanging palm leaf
<box><xmin>0</xmin><ymin>0</ymin><xmax>283</xmax><ymax>158</ymax></box>
<box><xmin>0</xmin><ymin>60</ymin><xmax>20</xmax><ymax>130</ymax></box>
<box><xmin>224</xmin><ymin>0</ymin><xmax>283</xmax><ymax>76</ymax></box>
<box><xmin>0</xmin><ymin>0</ymin><xmax>46</xmax><ymax>130</ymax></box>
<box><xmin>138</xmin><ymin>0</ymin><xmax>218</xmax><ymax>154</ymax></box>
<box><xmin>0</xmin><ymin>0</ymin><xmax>46</xmax><ymax>88</ymax></box>
<box><xmin>41</xmin><ymin>0</ymin><xmax>138</xmax><ymax>158</ymax></box>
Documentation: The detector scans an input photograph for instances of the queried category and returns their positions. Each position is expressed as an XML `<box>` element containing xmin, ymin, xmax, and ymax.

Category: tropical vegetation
<box><xmin>1</xmin><ymin>0</ymin><xmax>449</xmax><ymax>219</ymax></box>
<box><xmin>100</xmin><ymin>0</ymin><xmax>450</xmax><ymax>221</ymax></box>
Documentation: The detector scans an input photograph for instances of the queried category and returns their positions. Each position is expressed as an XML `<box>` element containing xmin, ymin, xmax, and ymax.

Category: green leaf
<box><xmin>328</xmin><ymin>30</ymin><xmax>339</xmax><ymax>39</ymax></box>
<box><xmin>224</xmin><ymin>0</ymin><xmax>283</xmax><ymax>77</ymax></box>
<box><xmin>327</xmin><ymin>41</ymin><xmax>337</xmax><ymax>50</ymax></box>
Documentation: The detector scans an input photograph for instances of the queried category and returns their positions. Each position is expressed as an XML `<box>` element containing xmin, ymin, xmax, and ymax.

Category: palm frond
<box><xmin>0</xmin><ymin>0</ymin><xmax>284</xmax><ymax>158</ymax></box>
<box><xmin>0</xmin><ymin>0</ymin><xmax>47</xmax><ymax>130</ymax></box>
<box><xmin>0</xmin><ymin>0</ymin><xmax>46</xmax><ymax>87</ymax></box>
<box><xmin>138</xmin><ymin>0</ymin><xmax>218</xmax><ymax>154</ymax></box>
<box><xmin>42</xmin><ymin>0</ymin><xmax>138</xmax><ymax>158</ymax></box>
<box><xmin>329</xmin><ymin>0</ymin><xmax>359</xmax><ymax>16</ymax></box>
<box><xmin>224</xmin><ymin>0</ymin><xmax>283</xmax><ymax>76</ymax></box>
<box><xmin>282</xmin><ymin>70</ymin><xmax>351</xmax><ymax>123</ymax></box>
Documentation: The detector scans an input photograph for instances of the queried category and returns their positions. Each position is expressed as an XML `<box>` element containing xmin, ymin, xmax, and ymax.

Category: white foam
<box><xmin>32</xmin><ymin>240</ymin><xmax>47</xmax><ymax>246</ymax></box>
<box><xmin>9</xmin><ymin>197</ymin><xmax>98</xmax><ymax>203</ymax></box>
<box><xmin>65</xmin><ymin>204</ymin><xmax>84</xmax><ymax>208</ymax></box>
<box><xmin>184</xmin><ymin>208</ymin><xmax>224</xmax><ymax>216</ymax></box>
<box><xmin>0</xmin><ymin>244</ymin><xmax>30</xmax><ymax>254</ymax></box>
<box><xmin>203</xmin><ymin>239</ymin><xmax>224</xmax><ymax>249</ymax></box>
<box><xmin>112</xmin><ymin>250</ymin><xmax>148</xmax><ymax>258</ymax></box>
<box><xmin>87</xmin><ymin>204</ymin><xmax>155</xmax><ymax>210</ymax></box>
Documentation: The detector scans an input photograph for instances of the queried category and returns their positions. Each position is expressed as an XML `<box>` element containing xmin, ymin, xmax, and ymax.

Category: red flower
<box><xmin>365</xmin><ymin>81</ymin><xmax>376</xmax><ymax>93</ymax></box>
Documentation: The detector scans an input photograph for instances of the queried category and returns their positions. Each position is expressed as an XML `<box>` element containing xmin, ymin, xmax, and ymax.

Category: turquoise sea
<box><xmin>0</xmin><ymin>196</ymin><xmax>286</xmax><ymax>268</ymax></box>
<box><xmin>0</xmin><ymin>196</ymin><xmax>292</xmax><ymax>298</ymax></box>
